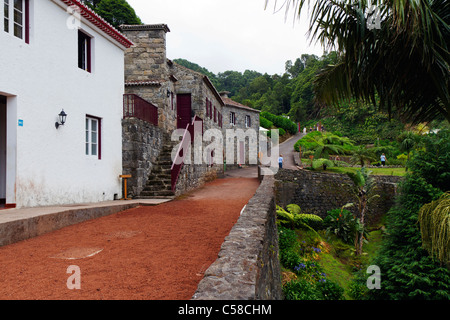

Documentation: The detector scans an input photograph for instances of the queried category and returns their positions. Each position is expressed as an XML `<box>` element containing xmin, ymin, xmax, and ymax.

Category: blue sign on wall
<box><xmin>18</xmin><ymin>119</ymin><xmax>23</xmax><ymax>127</ymax></box>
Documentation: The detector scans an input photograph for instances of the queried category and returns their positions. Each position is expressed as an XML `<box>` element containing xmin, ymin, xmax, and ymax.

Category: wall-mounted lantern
<box><xmin>55</xmin><ymin>109</ymin><xmax>67</xmax><ymax>129</ymax></box>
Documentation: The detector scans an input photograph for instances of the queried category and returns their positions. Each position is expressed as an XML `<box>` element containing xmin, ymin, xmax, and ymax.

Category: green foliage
<box><xmin>275</xmin><ymin>0</ymin><xmax>450</xmax><ymax>123</ymax></box>
<box><xmin>260</xmin><ymin>112</ymin><xmax>297</xmax><ymax>134</ymax></box>
<box><xmin>311</xmin><ymin>158</ymin><xmax>335</xmax><ymax>171</ymax></box>
<box><xmin>323</xmin><ymin>208</ymin><xmax>361</xmax><ymax>245</ymax></box>
<box><xmin>278</xmin><ymin>226</ymin><xmax>297</xmax><ymax>253</ymax></box>
<box><xmin>92</xmin><ymin>0</ymin><xmax>142</xmax><ymax>28</ymax></box>
<box><xmin>350</xmin><ymin>145</ymin><xmax>378</xmax><ymax>167</ymax></box>
<box><xmin>418</xmin><ymin>192</ymin><xmax>450</xmax><ymax>264</ymax></box>
<box><xmin>276</xmin><ymin>204</ymin><xmax>323</xmax><ymax>231</ymax></box>
<box><xmin>283</xmin><ymin>279</ymin><xmax>321</xmax><ymax>300</ymax></box>
<box><xmin>408</xmin><ymin>129</ymin><xmax>450</xmax><ymax>192</ymax></box>
<box><xmin>368</xmin><ymin>134</ymin><xmax>450</xmax><ymax>300</ymax></box>
<box><xmin>279</xmin><ymin>226</ymin><xmax>345</xmax><ymax>300</ymax></box>
<box><xmin>259</xmin><ymin>116</ymin><xmax>273</xmax><ymax>130</ymax></box>
<box><xmin>294</xmin><ymin>131</ymin><xmax>354</xmax><ymax>158</ymax></box>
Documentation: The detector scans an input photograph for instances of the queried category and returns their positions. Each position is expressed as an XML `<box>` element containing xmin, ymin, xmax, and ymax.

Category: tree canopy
<box><xmin>265</xmin><ymin>0</ymin><xmax>450</xmax><ymax>123</ymax></box>
<box><xmin>82</xmin><ymin>0</ymin><xmax>142</xmax><ymax>28</ymax></box>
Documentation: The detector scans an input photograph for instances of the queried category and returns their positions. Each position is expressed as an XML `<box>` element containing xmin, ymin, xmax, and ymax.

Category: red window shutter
<box><xmin>25</xmin><ymin>0</ymin><xmax>29</xmax><ymax>44</ymax></box>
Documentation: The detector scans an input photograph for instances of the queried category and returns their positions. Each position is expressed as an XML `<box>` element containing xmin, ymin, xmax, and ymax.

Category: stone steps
<box><xmin>137</xmin><ymin>143</ymin><xmax>176</xmax><ymax>199</ymax></box>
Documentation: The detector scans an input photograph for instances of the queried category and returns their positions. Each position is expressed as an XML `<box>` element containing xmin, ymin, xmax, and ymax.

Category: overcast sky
<box><xmin>126</xmin><ymin>0</ymin><xmax>324</xmax><ymax>75</ymax></box>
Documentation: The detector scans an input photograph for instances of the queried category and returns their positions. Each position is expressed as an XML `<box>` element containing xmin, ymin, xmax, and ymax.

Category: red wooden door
<box><xmin>177</xmin><ymin>94</ymin><xmax>192</xmax><ymax>129</ymax></box>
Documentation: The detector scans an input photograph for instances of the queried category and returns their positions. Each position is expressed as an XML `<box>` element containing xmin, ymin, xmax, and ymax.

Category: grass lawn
<box><xmin>326</xmin><ymin>166</ymin><xmax>407</xmax><ymax>176</ymax></box>
<box><xmin>300</xmin><ymin>160</ymin><xmax>407</xmax><ymax>176</ymax></box>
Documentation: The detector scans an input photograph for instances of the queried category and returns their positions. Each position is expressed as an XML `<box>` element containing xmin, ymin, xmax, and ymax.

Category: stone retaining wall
<box><xmin>122</xmin><ymin>117</ymin><xmax>165</xmax><ymax>198</ymax></box>
<box><xmin>275</xmin><ymin>169</ymin><xmax>401</xmax><ymax>226</ymax></box>
<box><xmin>192</xmin><ymin>173</ymin><xmax>282</xmax><ymax>300</ymax></box>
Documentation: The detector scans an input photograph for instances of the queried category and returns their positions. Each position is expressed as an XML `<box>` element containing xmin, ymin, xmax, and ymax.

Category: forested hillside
<box><xmin>174</xmin><ymin>52</ymin><xmax>339</xmax><ymax>122</ymax></box>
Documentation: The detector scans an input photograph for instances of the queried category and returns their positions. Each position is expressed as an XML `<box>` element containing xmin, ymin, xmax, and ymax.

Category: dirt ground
<box><xmin>0</xmin><ymin>176</ymin><xmax>260</xmax><ymax>300</ymax></box>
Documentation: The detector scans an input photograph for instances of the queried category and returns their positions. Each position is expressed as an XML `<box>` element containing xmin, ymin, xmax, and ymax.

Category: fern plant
<box><xmin>418</xmin><ymin>192</ymin><xmax>450</xmax><ymax>265</ymax></box>
<box><xmin>276</xmin><ymin>204</ymin><xmax>323</xmax><ymax>231</ymax></box>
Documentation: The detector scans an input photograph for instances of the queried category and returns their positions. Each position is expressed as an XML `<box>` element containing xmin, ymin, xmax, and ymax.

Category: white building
<box><xmin>0</xmin><ymin>0</ymin><xmax>133</xmax><ymax>208</ymax></box>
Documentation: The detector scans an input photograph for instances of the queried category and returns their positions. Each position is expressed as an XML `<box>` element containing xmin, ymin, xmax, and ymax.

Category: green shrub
<box><xmin>259</xmin><ymin>116</ymin><xmax>273</xmax><ymax>129</ymax></box>
<box><xmin>280</xmin><ymin>248</ymin><xmax>302</xmax><ymax>270</ymax></box>
<box><xmin>283</xmin><ymin>278</ymin><xmax>345</xmax><ymax>300</ymax></box>
<box><xmin>278</xmin><ymin>226</ymin><xmax>297</xmax><ymax>252</ymax></box>
<box><xmin>283</xmin><ymin>279</ymin><xmax>321</xmax><ymax>300</ymax></box>
<box><xmin>260</xmin><ymin>111</ymin><xmax>297</xmax><ymax>134</ymax></box>
<box><xmin>369</xmin><ymin>171</ymin><xmax>450</xmax><ymax>300</ymax></box>
<box><xmin>323</xmin><ymin>208</ymin><xmax>361</xmax><ymax>245</ymax></box>
<box><xmin>315</xmin><ymin>279</ymin><xmax>345</xmax><ymax>300</ymax></box>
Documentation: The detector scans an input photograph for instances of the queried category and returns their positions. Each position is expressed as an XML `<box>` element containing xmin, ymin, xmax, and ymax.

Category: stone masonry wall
<box><xmin>121</xmin><ymin>24</ymin><xmax>177</xmax><ymax>133</ymax></box>
<box><xmin>274</xmin><ymin>169</ymin><xmax>401</xmax><ymax>226</ymax></box>
<box><xmin>192</xmin><ymin>173</ymin><xmax>283</xmax><ymax>300</ymax></box>
<box><xmin>122</xmin><ymin>117</ymin><xmax>165</xmax><ymax>198</ymax></box>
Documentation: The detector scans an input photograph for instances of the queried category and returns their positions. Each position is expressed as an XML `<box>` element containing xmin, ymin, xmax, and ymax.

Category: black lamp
<box><xmin>55</xmin><ymin>109</ymin><xmax>67</xmax><ymax>129</ymax></box>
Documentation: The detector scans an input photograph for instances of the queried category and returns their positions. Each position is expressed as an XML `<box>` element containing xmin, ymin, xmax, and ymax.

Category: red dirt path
<box><xmin>0</xmin><ymin>177</ymin><xmax>260</xmax><ymax>300</ymax></box>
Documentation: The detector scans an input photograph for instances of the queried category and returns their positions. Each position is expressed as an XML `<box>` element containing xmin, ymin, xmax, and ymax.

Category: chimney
<box><xmin>120</xmin><ymin>24</ymin><xmax>171</xmax><ymax>82</ymax></box>
<box><xmin>219</xmin><ymin>91</ymin><xmax>231</xmax><ymax>99</ymax></box>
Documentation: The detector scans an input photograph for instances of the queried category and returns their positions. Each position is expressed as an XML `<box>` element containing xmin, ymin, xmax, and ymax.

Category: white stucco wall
<box><xmin>0</xmin><ymin>0</ymin><xmax>126</xmax><ymax>207</ymax></box>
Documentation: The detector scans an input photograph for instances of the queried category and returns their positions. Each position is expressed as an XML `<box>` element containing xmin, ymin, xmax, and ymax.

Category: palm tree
<box><xmin>265</xmin><ymin>0</ymin><xmax>450</xmax><ymax>123</ymax></box>
<box><xmin>397</xmin><ymin>131</ymin><xmax>422</xmax><ymax>170</ymax></box>
<box><xmin>350</xmin><ymin>145</ymin><xmax>377</xmax><ymax>167</ymax></box>
<box><xmin>347</xmin><ymin>167</ymin><xmax>379</xmax><ymax>255</ymax></box>
<box><xmin>310</xmin><ymin>134</ymin><xmax>348</xmax><ymax>170</ymax></box>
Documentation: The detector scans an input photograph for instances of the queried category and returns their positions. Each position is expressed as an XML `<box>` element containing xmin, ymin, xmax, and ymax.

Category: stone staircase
<box><xmin>138</xmin><ymin>144</ymin><xmax>175</xmax><ymax>199</ymax></box>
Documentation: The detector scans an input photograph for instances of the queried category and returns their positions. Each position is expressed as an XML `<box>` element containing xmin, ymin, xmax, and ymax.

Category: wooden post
<box><xmin>119</xmin><ymin>175</ymin><xmax>132</xmax><ymax>200</ymax></box>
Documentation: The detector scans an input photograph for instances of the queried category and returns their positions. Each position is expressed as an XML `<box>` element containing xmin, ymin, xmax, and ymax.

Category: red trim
<box><xmin>87</xmin><ymin>35</ymin><xmax>92</xmax><ymax>73</ymax></box>
<box><xmin>25</xmin><ymin>0</ymin><xmax>29</xmax><ymax>44</ymax></box>
<box><xmin>5</xmin><ymin>204</ymin><xmax>16</xmax><ymax>209</ymax></box>
<box><xmin>60</xmin><ymin>0</ymin><xmax>133</xmax><ymax>48</ymax></box>
<box><xmin>86</xmin><ymin>115</ymin><xmax>102</xmax><ymax>160</ymax></box>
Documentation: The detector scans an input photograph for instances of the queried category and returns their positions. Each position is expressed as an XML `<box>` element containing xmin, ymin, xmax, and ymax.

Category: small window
<box><xmin>214</xmin><ymin>106</ymin><xmax>217</xmax><ymax>123</ymax></box>
<box><xmin>86</xmin><ymin>116</ymin><xmax>101</xmax><ymax>159</ymax></box>
<box><xmin>245</xmin><ymin>115</ymin><xmax>252</xmax><ymax>128</ymax></box>
<box><xmin>230</xmin><ymin>112</ymin><xmax>236</xmax><ymax>126</ymax></box>
<box><xmin>3</xmin><ymin>0</ymin><xmax>29</xmax><ymax>42</ymax></box>
<box><xmin>78</xmin><ymin>30</ymin><xmax>92</xmax><ymax>72</ymax></box>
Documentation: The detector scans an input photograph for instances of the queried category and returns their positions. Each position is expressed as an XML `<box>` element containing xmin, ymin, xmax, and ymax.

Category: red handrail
<box><xmin>171</xmin><ymin>116</ymin><xmax>203</xmax><ymax>192</ymax></box>
<box><xmin>123</xmin><ymin>94</ymin><xmax>158</xmax><ymax>126</ymax></box>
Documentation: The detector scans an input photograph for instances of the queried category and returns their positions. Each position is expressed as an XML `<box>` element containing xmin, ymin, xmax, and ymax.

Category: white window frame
<box><xmin>230</xmin><ymin>112</ymin><xmax>236</xmax><ymax>126</ymax></box>
<box><xmin>245</xmin><ymin>115</ymin><xmax>251</xmax><ymax>128</ymax></box>
<box><xmin>78</xmin><ymin>30</ymin><xmax>92</xmax><ymax>72</ymax></box>
<box><xmin>85</xmin><ymin>116</ymin><xmax>100</xmax><ymax>159</ymax></box>
<box><xmin>3</xmin><ymin>0</ymin><xmax>26</xmax><ymax>40</ymax></box>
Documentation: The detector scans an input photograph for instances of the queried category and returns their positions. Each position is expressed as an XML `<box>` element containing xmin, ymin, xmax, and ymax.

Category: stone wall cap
<box><xmin>120</xmin><ymin>24</ymin><xmax>171</xmax><ymax>33</ymax></box>
<box><xmin>125</xmin><ymin>80</ymin><xmax>162</xmax><ymax>86</ymax></box>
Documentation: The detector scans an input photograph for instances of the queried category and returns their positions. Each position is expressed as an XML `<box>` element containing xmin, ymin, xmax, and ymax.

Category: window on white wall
<box><xmin>78</xmin><ymin>30</ymin><xmax>92</xmax><ymax>72</ymax></box>
<box><xmin>86</xmin><ymin>116</ymin><xmax>101</xmax><ymax>159</ymax></box>
<box><xmin>3</xmin><ymin>0</ymin><xmax>29</xmax><ymax>42</ymax></box>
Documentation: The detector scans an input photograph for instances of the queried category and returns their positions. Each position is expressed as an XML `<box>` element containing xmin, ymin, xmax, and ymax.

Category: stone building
<box><xmin>120</xmin><ymin>24</ymin><xmax>227</xmax><ymax>198</ymax></box>
<box><xmin>220</xmin><ymin>91</ymin><xmax>261</xmax><ymax>169</ymax></box>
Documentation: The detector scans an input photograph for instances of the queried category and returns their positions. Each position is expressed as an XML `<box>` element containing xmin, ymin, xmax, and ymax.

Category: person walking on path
<box><xmin>380</xmin><ymin>153</ymin><xmax>387</xmax><ymax>166</ymax></box>
<box><xmin>279</xmin><ymin>154</ymin><xmax>284</xmax><ymax>168</ymax></box>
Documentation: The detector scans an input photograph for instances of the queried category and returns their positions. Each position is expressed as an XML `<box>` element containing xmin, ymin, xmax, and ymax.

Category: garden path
<box><xmin>0</xmin><ymin>172</ymin><xmax>260</xmax><ymax>300</ymax></box>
